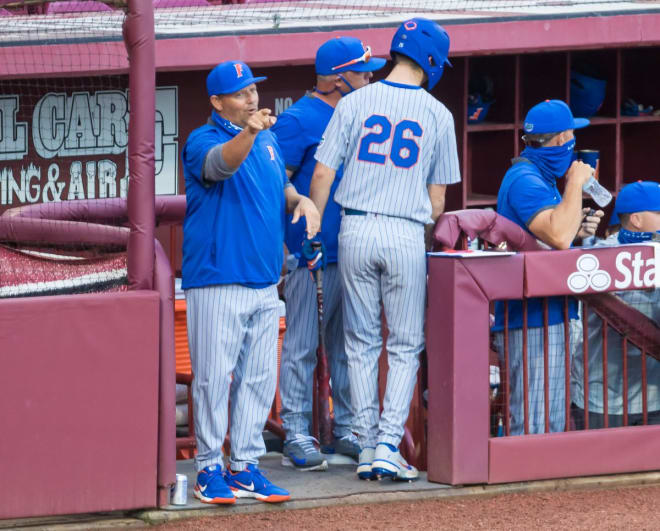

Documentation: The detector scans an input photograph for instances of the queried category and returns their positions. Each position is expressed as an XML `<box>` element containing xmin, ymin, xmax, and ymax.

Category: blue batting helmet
<box><xmin>390</xmin><ymin>18</ymin><xmax>452</xmax><ymax>90</ymax></box>
<box><xmin>570</xmin><ymin>70</ymin><xmax>606</xmax><ymax>118</ymax></box>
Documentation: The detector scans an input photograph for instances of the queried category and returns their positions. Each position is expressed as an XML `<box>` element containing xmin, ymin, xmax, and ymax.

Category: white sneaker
<box><xmin>371</xmin><ymin>442</ymin><xmax>419</xmax><ymax>481</ymax></box>
<box><xmin>356</xmin><ymin>446</ymin><xmax>375</xmax><ymax>480</ymax></box>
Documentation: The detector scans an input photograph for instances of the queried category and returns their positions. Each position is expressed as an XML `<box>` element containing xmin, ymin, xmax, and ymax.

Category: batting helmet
<box><xmin>570</xmin><ymin>70</ymin><xmax>606</xmax><ymax>118</ymax></box>
<box><xmin>390</xmin><ymin>18</ymin><xmax>452</xmax><ymax>90</ymax></box>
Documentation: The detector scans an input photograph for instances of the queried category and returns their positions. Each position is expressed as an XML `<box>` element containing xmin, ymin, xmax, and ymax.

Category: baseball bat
<box><xmin>313</xmin><ymin>260</ymin><xmax>333</xmax><ymax>447</ymax></box>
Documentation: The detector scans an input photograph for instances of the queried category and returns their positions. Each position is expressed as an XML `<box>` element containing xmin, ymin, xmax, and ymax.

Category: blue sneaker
<box><xmin>193</xmin><ymin>464</ymin><xmax>236</xmax><ymax>504</ymax></box>
<box><xmin>224</xmin><ymin>464</ymin><xmax>291</xmax><ymax>503</ymax></box>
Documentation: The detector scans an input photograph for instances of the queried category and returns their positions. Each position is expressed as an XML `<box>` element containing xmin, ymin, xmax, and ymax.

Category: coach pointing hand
<box><xmin>181</xmin><ymin>60</ymin><xmax>320</xmax><ymax>505</ymax></box>
<box><xmin>246</xmin><ymin>108</ymin><xmax>277</xmax><ymax>133</ymax></box>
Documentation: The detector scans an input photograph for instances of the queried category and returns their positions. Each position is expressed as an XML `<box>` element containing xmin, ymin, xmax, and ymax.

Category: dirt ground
<box><xmin>156</xmin><ymin>484</ymin><xmax>660</xmax><ymax>530</ymax></box>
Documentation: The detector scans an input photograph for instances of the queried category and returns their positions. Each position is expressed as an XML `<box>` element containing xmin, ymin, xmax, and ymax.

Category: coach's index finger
<box><xmin>257</xmin><ymin>108</ymin><xmax>276</xmax><ymax>129</ymax></box>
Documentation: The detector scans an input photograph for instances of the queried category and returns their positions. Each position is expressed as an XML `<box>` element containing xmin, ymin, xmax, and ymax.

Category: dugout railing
<box><xmin>426</xmin><ymin>211</ymin><xmax>660</xmax><ymax>485</ymax></box>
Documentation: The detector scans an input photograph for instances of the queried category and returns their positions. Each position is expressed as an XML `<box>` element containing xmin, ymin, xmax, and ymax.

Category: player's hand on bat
<box><xmin>301</xmin><ymin>236</ymin><xmax>327</xmax><ymax>271</ymax></box>
<box><xmin>246</xmin><ymin>108</ymin><xmax>276</xmax><ymax>134</ymax></box>
<box><xmin>577</xmin><ymin>207</ymin><xmax>604</xmax><ymax>240</ymax></box>
<box><xmin>291</xmin><ymin>196</ymin><xmax>321</xmax><ymax>238</ymax></box>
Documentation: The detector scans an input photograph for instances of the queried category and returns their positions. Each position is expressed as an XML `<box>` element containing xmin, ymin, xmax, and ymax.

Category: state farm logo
<box><xmin>567</xmin><ymin>250</ymin><xmax>657</xmax><ymax>293</ymax></box>
<box><xmin>567</xmin><ymin>254</ymin><xmax>611</xmax><ymax>293</ymax></box>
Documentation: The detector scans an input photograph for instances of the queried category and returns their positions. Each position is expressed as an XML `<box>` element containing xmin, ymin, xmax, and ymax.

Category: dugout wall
<box><xmin>0</xmin><ymin>0</ymin><xmax>177</xmax><ymax>519</ymax></box>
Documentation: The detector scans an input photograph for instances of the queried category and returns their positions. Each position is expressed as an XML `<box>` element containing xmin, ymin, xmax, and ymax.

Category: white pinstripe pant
<box><xmin>339</xmin><ymin>214</ymin><xmax>426</xmax><ymax>449</ymax></box>
<box><xmin>493</xmin><ymin>321</ymin><xmax>578</xmax><ymax>435</ymax></box>
<box><xmin>185</xmin><ymin>284</ymin><xmax>281</xmax><ymax>472</ymax></box>
<box><xmin>279</xmin><ymin>264</ymin><xmax>353</xmax><ymax>440</ymax></box>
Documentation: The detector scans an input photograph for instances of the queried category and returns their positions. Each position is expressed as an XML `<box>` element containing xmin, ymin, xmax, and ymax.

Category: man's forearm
<box><xmin>428</xmin><ymin>184</ymin><xmax>447</xmax><ymax>222</ymax></box>
<box><xmin>221</xmin><ymin>129</ymin><xmax>258</xmax><ymax>170</ymax></box>
<box><xmin>550</xmin><ymin>179</ymin><xmax>584</xmax><ymax>241</ymax></box>
<box><xmin>285</xmin><ymin>186</ymin><xmax>303</xmax><ymax>213</ymax></box>
<box><xmin>309</xmin><ymin>162</ymin><xmax>336</xmax><ymax>221</ymax></box>
<box><xmin>530</xmin><ymin>179</ymin><xmax>584</xmax><ymax>249</ymax></box>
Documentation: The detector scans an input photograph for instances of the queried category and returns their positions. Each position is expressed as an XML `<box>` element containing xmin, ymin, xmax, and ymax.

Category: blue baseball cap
<box><xmin>315</xmin><ymin>36</ymin><xmax>386</xmax><ymax>75</ymax></box>
<box><xmin>523</xmin><ymin>99</ymin><xmax>590</xmax><ymax>135</ymax></box>
<box><xmin>206</xmin><ymin>61</ymin><xmax>266</xmax><ymax>97</ymax></box>
<box><xmin>609</xmin><ymin>180</ymin><xmax>660</xmax><ymax>225</ymax></box>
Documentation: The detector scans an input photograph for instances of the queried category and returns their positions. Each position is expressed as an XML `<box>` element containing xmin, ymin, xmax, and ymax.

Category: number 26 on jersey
<box><xmin>357</xmin><ymin>114</ymin><xmax>422</xmax><ymax>169</ymax></box>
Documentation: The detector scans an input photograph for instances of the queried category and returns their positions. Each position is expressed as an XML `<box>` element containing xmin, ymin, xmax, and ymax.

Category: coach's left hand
<box><xmin>291</xmin><ymin>196</ymin><xmax>321</xmax><ymax>238</ymax></box>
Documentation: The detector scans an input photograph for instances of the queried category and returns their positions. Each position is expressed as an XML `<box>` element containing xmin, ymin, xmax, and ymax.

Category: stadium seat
<box><xmin>153</xmin><ymin>0</ymin><xmax>210</xmax><ymax>8</ymax></box>
<box><xmin>46</xmin><ymin>1</ymin><xmax>113</xmax><ymax>13</ymax></box>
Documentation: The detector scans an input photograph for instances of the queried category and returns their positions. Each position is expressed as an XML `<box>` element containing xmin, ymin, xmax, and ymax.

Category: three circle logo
<box><xmin>567</xmin><ymin>254</ymin><xmax>612</xmax><ymax>293</ymax></box>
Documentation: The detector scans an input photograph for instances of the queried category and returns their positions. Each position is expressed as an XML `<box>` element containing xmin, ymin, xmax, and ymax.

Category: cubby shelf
<box><xmin>619</xmin><ymin>115</ymin><xmax>660</xmax><ymax>123</ymax></box>
<box><xmin>441</xmin><ymin>46</ymin><xmax>660</xmax><ymax>214</ymax></box>
<box><xmin>467</xmin><ymin>122</ymin><xmax>516</xmax><ymax>132</ymax></box>
<box><xmin>466</xmin><ymin>194</ymin><xmax>498</xmax><ymax>207</ymax></box>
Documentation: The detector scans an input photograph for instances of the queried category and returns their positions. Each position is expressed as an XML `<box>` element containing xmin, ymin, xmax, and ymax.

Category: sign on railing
<box><xmin>524</xmin><ymin>244</ymin><xmax>659</xmax><ymax>297</ymax></box>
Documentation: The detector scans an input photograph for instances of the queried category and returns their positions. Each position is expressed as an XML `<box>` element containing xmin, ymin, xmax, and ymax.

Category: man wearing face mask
<box><xmin>272</xmin><ymin>36</ymin><xmax>385</xmax><ymax>471</ymax></box>
<box><xmin>492</xmin><ymin>99</ymin><xmax>604</xmax><ymax>435</ymax></box>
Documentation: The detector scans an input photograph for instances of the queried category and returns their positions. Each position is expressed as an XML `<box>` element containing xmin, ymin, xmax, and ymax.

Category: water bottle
<box><xmin>582</xmin><ymin>175</ymin><xmax>612</xmax><ymax>207</ymax></box>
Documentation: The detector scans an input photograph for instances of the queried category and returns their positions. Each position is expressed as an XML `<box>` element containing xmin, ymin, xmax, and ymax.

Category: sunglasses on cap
<box><xmin>332</xmin><ymin>45</ymin><xmax>372</xmax><ymax>71</ymax></box>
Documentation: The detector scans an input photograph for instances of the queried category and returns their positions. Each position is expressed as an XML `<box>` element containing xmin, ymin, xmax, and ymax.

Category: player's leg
<box><xmin>525</xmin><ymin>324</ymin><xmax>567</xmax><ymax>434</ymax></box>
<box><xmin>225</xmin><ymin>285</ymin><xmax>290</xmax><ymax>502</ymax></box>
<box><xmin>279</xmin><ymin>267</ymin><xmax>327</xmax><ymax>470</ymax></box>
<box><xmin>372</xmin><ymin>218</ymin><xmax>425</xmax><ymax>481</ymax></box>
<box><xmin>185</xmin><ymin>285</ymin><xmax>245</xmax><ymax>503</ymax></box>
<box><xmin>493</xmin><ymin>330</ymin><xmax>525</xmax><ymax>436</ymax></box>
<box><xmin>503</xmin><ymin>324</ymin><xmax>568</xmax><ymax>435</ymax></box>
<box><xmin>547</xmin><ymin>322</ymin><xmax>569</xmax><ymax>433</ymax></box>
<box><xmin>320</xmin><ymin>264</ymin><xmax>359</xmax><ymax>462</ymax></box>
<box><xmin>339</xmin><ymin>215</ymin><xmax>383</xmax><ymax>478</ymax></box>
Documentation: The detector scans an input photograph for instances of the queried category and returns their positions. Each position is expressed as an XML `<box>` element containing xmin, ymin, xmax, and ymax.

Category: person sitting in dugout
<box><xmin>492</xmin><ymin>99</ymin><xmax>604</xmax><ymax>435</ymax></box>
<box><xmin>572</xmin><ymin>180</ymin><xmax>660</xmax><ymax>429</ymax></box>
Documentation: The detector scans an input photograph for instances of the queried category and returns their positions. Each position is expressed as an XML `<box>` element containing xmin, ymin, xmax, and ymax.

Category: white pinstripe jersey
<box><xmin>315</xmin><ymin>80</ymin><xmax>461</xmax><ymax>224</ymax></box>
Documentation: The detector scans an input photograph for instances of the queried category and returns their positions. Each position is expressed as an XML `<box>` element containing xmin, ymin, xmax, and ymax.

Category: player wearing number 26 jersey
<box><xmin>318</xmin><ymin>80</ymin><xmax>460</xmax><ymax>222</ymax></box>
<box><xmin>310</xmin><ymin>18</ymin><xmax>461</xmax><ymax>482</ymax></box>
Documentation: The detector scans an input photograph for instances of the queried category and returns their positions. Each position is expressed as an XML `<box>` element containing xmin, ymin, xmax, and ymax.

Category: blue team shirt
<box><xmin>493</xmin><ymin>159</ymin><xmax>578</xmax><ymax>330</ymax></box>
<box><xmin>272</xmin><ymin>95</ymin><xmax>343</xmax><ymax>265</ymax></box>
<box><xmin>181</xmin><ymin>113</ymin><xmax>288</xmax><ymax>289</ymax></box>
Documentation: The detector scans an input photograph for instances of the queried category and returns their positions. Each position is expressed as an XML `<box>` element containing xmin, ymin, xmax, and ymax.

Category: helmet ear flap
<box><xmin>426</xmin><ymin>47</ymin><xmax>446</xmax><ymax>90</ymax></box>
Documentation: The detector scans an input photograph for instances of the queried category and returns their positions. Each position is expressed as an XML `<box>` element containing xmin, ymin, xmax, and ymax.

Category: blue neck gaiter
<box><xmin>521</xmin><ymin>138</ymin><xmax>576</xmax><ymax>182</ymax></box>
<box><xmin>211</xmin><ymin>110</ymin><xmax>243</xmax><ymax>136</ymax></box>
<box><xmin>618</xmin><ymin>228</ymin><xmax>660</xmax><ymax>244</ymax></box>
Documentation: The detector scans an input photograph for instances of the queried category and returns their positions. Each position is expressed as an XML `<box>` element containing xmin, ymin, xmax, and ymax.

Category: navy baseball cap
<box><xmin>206</xmin><ymin>61</ymin><xmax>267</xmax><ymax>97</ymax></box>
<box><xmin>315</xmin><ymin>36</ymin><xmax>386</xmax><ymax>75</ymax></box>
<box><xmin>523</xmin><ymin>99</ymin><xmax>590</xmax><ymax>134</ymax></box>
<box><xmin>609</xmin><ymin>180</ymin><xmax>660</xmax><ymax>225</ymax></box>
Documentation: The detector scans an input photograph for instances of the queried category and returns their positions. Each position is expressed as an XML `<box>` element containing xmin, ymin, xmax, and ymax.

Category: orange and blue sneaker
<box><xmin>224</xmin><ymin>464</ymin><xmax>291</xmax><ymax>503</ymax></box>
<box><xmin>193</xmin><ymin>464</ymin><xmax>236</xmax><ymax>504</ymax></box>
